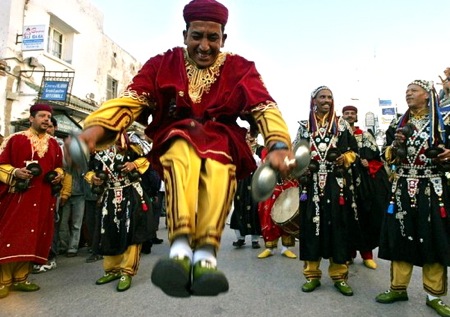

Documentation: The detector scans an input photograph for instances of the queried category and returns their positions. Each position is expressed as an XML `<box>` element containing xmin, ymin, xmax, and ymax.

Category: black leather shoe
<box><xmin>86</xmin><ymin>254</ymin><xmax>103</xmax><ymax>263</ymax></box>
<box><xmin>251</xmin><ymin>241</ymin><xmax>261</xmax><ymax>249</ymax></box>
<box><xmin>232</xmin><ymin>239</ymin><xmax>245</xmax><ymax>248</ymax></box>
<box><xmin>152</xmin><ymin>237</ymin><xmax>163</xmax><ymax>245</ymax></box>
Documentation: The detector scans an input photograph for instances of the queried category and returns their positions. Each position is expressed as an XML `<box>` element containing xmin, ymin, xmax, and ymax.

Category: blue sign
<box><xmin>41</xmin><ymin>81</ymin><xmax>69</xmax><ymax>101</ymax></box>
<box><xmin>381</xmin><ymin>107</ymin><xmax>396</xmax><ymax>115</ymax></box>
<box><xmin>379</xmin><ymin>99</ymin><xmax>392</xmax><ymax>106</ymax></box>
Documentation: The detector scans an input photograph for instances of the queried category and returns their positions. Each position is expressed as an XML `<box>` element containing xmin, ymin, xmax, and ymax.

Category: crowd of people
<box><xmin>1</xmin><ymin>0</ymin><xmax>450</xmax><ymax>316</ymax></box>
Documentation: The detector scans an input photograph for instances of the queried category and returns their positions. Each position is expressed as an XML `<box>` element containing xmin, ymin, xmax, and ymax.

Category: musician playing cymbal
<box><xmin>293</xmin><ymin>86</ymin><xmax>358</xmax><ymax>296</ymax></box>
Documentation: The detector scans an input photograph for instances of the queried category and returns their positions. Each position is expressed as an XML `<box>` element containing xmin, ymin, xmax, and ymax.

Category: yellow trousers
<box><xmin>303</xmin><ymin>259</ymin><xmax>348</xmax><ymax>282</ymax></box>
<box><xmin>102</xmin><ymin>244</ymin><xmax>141</xmax><ymax>276</ymax></box>
<box><xmin>390</xmin><ymin>261</ymin><xmax>447</xmax><ymax>296</ymax></box>
<box><xmin>0</xmin><ymin>261</ymin><xmax>32</xmax><ymax>286</ymax></box>
<box><xmin>264</xmin><ymin>235</ymin><xmax>296</xmax><ymax>249</ymax></box>
<box><xmin>160</xmin><ymin>138</ymin><xmax>237</xmax><ymax>250</ymax></box>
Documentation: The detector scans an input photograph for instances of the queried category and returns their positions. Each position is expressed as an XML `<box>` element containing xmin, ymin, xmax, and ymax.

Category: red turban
<box><xmin>342</xmin><ymin>105</ymin><xmax>358</xmax><ymax>113</ymax></box>
<box><xmin>183</xmin><ymin>0</ymin><xmax>228</xmax><ymax>26</ymax></box>
<box><xmin>30</xmin><ymin>103</ymin><xmax>53</xmax><ymax>114</ymax></box>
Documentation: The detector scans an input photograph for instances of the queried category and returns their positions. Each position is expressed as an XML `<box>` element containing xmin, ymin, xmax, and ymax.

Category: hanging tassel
<box><xmin>142</xmin><ymin>201</ymin><xmax>148</xmax><ymax>212</ymax></box>
<box><xmin>300</xmin><ymin>190</ymin><xmax>308</xmax><ymax>201</ymax></box>
<box><xmin>387</xmin><ymin>203</ymin><xmax>394</xmax><ymax>214</ymax></box>
<box><xmin>440</xmin><ymin>206</ymin><xmax>447</xmax><ymax>218</ymax></box>
<box><xmin>438</xmin><ymin>197</ymin><xmax>446</xmax><ymax>218</ymax></box>
<box><xmin>439</xmin><ymin>197</ymin><xmax>447</xmax><ymax>218</ymax></box>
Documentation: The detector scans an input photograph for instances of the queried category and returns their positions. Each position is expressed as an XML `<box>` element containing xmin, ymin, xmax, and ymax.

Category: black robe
<box><xmin>90</xmin><ymin>146</ymin><xmax>156</xmax><ymax>256</ymax></box>
<box><xmin>294</xmin><ymin>117</ymin><xmax>358</xmax><ymax>264</ymax></box>
<box><xmin>378</xmin><ymin>113</ymin><xmax>450</xmax><ymax>266</ymax></box>
<box><xmin>230</xmin><ymin>145</ymin><xmax>264</xmax><ymax>237</ymax></box>
<box><xmin>348</xmin><ymin>128</ymin><xmax>390</xmax><ymax>253</ymax></box>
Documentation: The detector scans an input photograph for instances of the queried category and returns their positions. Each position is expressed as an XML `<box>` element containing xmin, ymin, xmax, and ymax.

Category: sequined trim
<box><xmin>184</xmin><ymin>50</ymin><xmax>227</xmax><ymax>103</ymax></box>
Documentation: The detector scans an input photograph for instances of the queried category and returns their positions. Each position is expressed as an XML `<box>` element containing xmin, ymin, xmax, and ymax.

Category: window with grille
<box><xmin>107</xmin><ymin>76</ymin><xmax>118</xmax><ymax>99</ymax></box>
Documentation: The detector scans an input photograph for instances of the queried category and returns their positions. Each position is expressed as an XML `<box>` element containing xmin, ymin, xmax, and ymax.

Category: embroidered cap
<box><xmin>183</xmin><ymin>0</ymin><xmax>229</xmax><ymax>26</ymax></box>
<box><xmin>409</xmin><ymin>79</ymin><xmax>433</xmax><ymax>92</ymax></box>
<box><xmin>311</xmin><ymin>85</ymin><xmax>332</xmax><ymax>99</ymax></box>
<box><xmin>30</xmin><ymin>103</ymin><xmax>53</xmax><ymax>114</ymax></box>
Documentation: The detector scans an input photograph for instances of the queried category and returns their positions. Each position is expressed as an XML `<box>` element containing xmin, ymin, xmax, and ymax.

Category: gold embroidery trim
<box><xmin>24</xmin><ymin>129</ymin><xmax>50</xmax><ymax>158</ymax></box>
<box><xmin>184</xmin><ymin>50</ymin><xmax>227</xmax><ymax>103</ymax></box>
<box><xmin>122</xmin><ymin>89</ymin><xmax>151</xmax><ymax>105</ymax></box>
<box><xmin>250</xmin><ymin>101</ymin><xmax>278</xmax><ymax>113</ymax></box>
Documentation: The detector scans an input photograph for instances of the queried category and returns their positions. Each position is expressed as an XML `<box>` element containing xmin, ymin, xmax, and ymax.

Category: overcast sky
<box><xmin>90</xmin><ymin>0</ymin><xmax>449</xmax><ymax>136</ymax></box>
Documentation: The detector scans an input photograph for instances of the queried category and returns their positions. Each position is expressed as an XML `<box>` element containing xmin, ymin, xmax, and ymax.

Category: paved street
<box><xmin>1</xmin><ymin>219</ymin><xmax>446</xmax><ymax>317</ymax></box>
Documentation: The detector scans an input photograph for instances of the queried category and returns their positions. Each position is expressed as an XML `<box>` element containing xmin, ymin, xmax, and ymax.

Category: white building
<box><xmin>0</xmin><ymin>0</ymin><xmax>142</xmax><ymax>137</ymax></box>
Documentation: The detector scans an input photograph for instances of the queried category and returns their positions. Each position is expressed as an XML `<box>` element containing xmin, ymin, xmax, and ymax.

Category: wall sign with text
<box><xmin>41</xmin><ymin>81</ymin><xmax>69</xmax><ymax>101</ymax></box>
<box><xmin>22</xmin><ymin>25</ymin><xmax>46</xmax><ymax>51</ymax></box>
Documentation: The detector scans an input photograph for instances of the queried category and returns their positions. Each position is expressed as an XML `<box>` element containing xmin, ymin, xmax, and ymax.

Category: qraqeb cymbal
<box><xmin>251</xmin><ymin>140</ymin><xmax>311</xmax><ymax>202</ymax></box>
<box><xmin>425</xmin><ymin>146</ymin><xmax>444</xmax><ymax>158</ymax></box>
<box><xmin>251</xmin><ymin>162</ymin><xmax>278</xmax><ymax>202</ymax></box>
<box><xmin>291</xmin><ymin>139</ymin><xmax>310</xmax><ymax>178</ymax></box>
<box><xmin>67</xmin><ymin>133</ymin><xmax>89</xmax><ymax>173</ymax></box>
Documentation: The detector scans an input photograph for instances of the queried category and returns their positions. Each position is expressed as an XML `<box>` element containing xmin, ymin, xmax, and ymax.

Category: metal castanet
<box><xmin>251</xmin><ymin>140</ymin><xmax>311</xmax><ymax>202</ymax></box>
<box><xmin>325</xmin><ymin>148</ymin><xmax>341</xmax><ymax>162</ymax></box>
<box><xmin>67</xmin><ymin>133</ymin><xmax>89</xmax><ymax>173</ymax></box>
<box><xmin>291</xmin><ymin>139</ymin><xmax>311</xmax><ymax>178</ymax></box>
<box><xmin>425</xmin><ymin>146</ymin><xmax>444</xmax><ymax>158</ymax></box>
<box><xmin>251</xmin><ymin>162</ymin><xmax>278</xmax><ymax>202</ymax></box>
<box><xmin>393</xmin><ymin>123</ymin><xmax>415</xmax><ymax>159</ymax></box>
<box><xmin>27</xmin><ymin>162</ymin><xmax>42</xmax><ymax>176</ymax></box>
